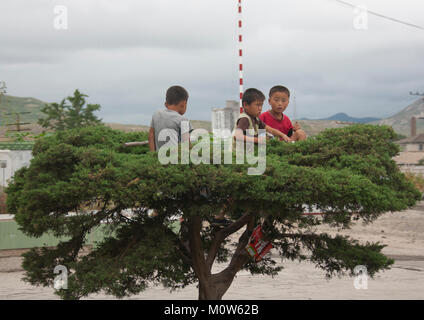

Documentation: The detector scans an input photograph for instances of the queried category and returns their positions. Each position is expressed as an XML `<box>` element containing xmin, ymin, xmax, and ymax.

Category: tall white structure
<box><xmin>212</xmin><ymin>100</ymin><xmax>240</xmax><ymax>138</ymax></box>
<box><xmin>0</xmin><ymin>143</ymin><xmax>33</xmax><ymax>188</ymax></box>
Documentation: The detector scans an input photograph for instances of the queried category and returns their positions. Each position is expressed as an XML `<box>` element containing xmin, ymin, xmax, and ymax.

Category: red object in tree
<box><xmin>245</xmin><ymin>225</ymin><xmax>273</xmax><ymax>262</ymax></box>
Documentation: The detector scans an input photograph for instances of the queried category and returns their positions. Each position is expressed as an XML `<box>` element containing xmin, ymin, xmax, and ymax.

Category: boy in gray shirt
<box><xmin>149</xmin><ymin>86</ymin><xmax>192</xmax><ymax>151</ymax></box>
<box><xmin>149</xmin><ymin>86</ymin><xmax>231</xmax><ymax>228</ymax></box>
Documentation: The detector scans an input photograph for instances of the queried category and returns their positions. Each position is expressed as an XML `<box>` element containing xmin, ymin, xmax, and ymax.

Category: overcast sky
<box><xmin>1</xmin><ymin>0</ymin><xmax>423</xmax><ymax>124</ymax></box>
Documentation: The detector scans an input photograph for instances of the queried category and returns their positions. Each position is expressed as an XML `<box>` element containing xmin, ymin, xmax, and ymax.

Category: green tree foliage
<box><xmin>6</xmin><ymin>125</ymin><xmax>421</xmax><ymax>300</ymax></box>
<box><xmin>38</xmin><ymin>90</ymin><xmax>102</xmax><ymax>131</ymax></box>
<box><xmin>394</xmin><ymin>133</ymin><xmax>407</xmax><ymax>141</ymax></box>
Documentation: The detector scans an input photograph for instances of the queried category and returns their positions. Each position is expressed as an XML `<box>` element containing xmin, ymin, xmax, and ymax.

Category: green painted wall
<box><xmin>0</xmin><ymin>220</ymin><xmax>108</xmax><ymax>250</ymax></box>
<box><xmin>0</xmin><ymin>220</ymin><xmax>181</xmax><ymax>250</ymax></box>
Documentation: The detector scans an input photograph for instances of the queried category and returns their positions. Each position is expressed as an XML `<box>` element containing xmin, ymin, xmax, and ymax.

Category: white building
<box><xmin>211</xmin><ymin>100</ymin><xmax>240</xmax><ymax>138</ymax></box>
<box><xmin>0</xmin><ymin>142</ymin><xmax>34</xmax><ymax>187</ymax></box>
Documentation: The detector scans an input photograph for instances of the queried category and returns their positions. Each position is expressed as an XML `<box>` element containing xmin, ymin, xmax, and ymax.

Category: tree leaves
<box><xmin>38</xmin><ymin>90</ymin><xmax>102</xmax><ymax>131</ymax></box>
<box><xmin>5</xmin><ymin>124</ymin><xmax>421</xmax><ymax>299</ymax></box>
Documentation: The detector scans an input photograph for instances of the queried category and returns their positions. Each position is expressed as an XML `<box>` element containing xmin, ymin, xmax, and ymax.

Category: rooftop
<box><xmin>393</xmin><ymin>151</ymin><xmax>424</xmax><ymax>165</ymax></box>
<box><xmin>397</xmin><ymin>133</ymin><xmax>424</xmax><ymax>144</ymax></box>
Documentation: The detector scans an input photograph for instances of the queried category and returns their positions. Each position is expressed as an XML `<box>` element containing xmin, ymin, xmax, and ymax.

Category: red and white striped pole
<box><xmin>238</xmin><ymin>0</ymin><xmax>244</xmax><ymax>113</ymax></box>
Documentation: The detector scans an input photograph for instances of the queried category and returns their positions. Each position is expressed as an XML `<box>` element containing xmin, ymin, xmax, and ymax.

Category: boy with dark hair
<box><xmin>148</xmin><ymin>86</ymin><xmax>192</xmax><ymax>226</ymax></box>
<box><xmin>212</xmin><ymin>88</ymin><xmax>288</xmax><ymax>228</ymax></box>
<box><xmin>149</xmin><ymin>85</ymin><xmax>192</xmax><ymax>151</ymax></box>
<box><xmin>259</xmin><ymin>85</ymin><xmax>306</xmax><ymax>142</ymax></box>
<box><xmin>233</xmin><ymin>88</ymin><xmax>290</xmax><ymax>146</ymax></box>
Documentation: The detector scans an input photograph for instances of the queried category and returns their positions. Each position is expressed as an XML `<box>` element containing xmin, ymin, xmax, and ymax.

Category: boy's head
<box><xmin>268</xmin><ymin>85</ymin><xmax>290</xmax><ymax>114</ymax></box>
<box><xmin>242</xmin><ymin>88</ymin><xmax>265</xmax><ymax>118</ymax></box>
<box><xmin>165</xmin><ymin>85</ymin><xmax>189</xmax><ymax>115</ymax></box>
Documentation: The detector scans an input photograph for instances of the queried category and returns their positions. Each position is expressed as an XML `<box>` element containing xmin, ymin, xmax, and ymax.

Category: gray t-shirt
<box><xmin>150</xmin><ymin>109</ymin><xmax>193</xmax><ymax>151</ymax></box>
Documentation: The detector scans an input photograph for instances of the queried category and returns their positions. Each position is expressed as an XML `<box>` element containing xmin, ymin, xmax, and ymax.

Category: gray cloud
<box><xmin>1</xmin><ymin>0</ymin><xmax>423</xmax><ymax>124</ymax></box>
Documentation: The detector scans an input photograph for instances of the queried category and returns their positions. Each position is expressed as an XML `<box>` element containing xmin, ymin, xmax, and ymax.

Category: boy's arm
<box><xmin>181</xmin><ymin>119</ymin><xmax>193</xmax><ymax>148</ymax></box>
<box><xmin>181</xmin><ymin>132</ymin><xmax>193</xmax><ymax>148</ymax></box>
<box><xmin>233</xmin><ymin>118</ymin><xmax>264</xmax><ymax>144</ymax></box>
<box><xmin>234</xmin><ymin>128</ymin><xmax>262</xmax><ymax>144</ymax></box>
<box><xmin>148</xmin><ymin>127</ymin><xmax>155</xmax><ymax>151</ymax></box>
<box><xmin>265</xmin><ymin>125</ymin><xmax>291</xmax><ymax>142</ymax></box>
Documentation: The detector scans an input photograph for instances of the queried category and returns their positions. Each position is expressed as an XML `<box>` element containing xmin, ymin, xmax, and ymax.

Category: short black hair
<box><xmin>166</xmin><ymin>86</ymin><xmax>189</xmax><ymax>105</ymax></box>
<box><xmin>242</xmin><ymin>88</ymin><xmax>265</xmax><ymax>107</ymax></box>
<box><xmin>269</xmin><ymin>85</ymin><xmax>290</xmax><ymax>98</ymax></box>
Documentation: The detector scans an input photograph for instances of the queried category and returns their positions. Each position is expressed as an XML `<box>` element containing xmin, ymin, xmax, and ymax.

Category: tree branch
<box><xmin>188</xmin><ymin>216</ymin><xmax>216</xmax><ymax>298</ymax></box>
<box><xmin>220</xmin><ymin>215</ymin><xmax>256</xmax><ymax>276</ymax></box>
<box><xmin>206</xmin><ymin>212</ymin><xmax>252</xmax><ymax>271</ymax></box>
<box><xmin>123</xmin><ymin>141</ymin><xmax>149</xmax><ymax>147</ymax></box>
<box><xmin>211</xmin><ymin>215</ymin><xmax>256</xmax><ymax>299</ymax></box>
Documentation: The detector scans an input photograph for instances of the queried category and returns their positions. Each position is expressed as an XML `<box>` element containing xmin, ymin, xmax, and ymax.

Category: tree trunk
<box><xmin>198</xmin><ymin>282</ymin><xmax>219</xmax><ymax>300</ymax></box>
<box><xmin>197</xmin><ymin>262</ymin><xmax>249</xmax><ymax>300</ymax></box>
<box><xmin>189</xmin><ymin>214</ymin><xmax>255</xmax><ymax>300</ymax></box>
<box><xmin>198</xmin><ymin>276</ymin><xmax>232</xmax><ymax>300</ymax></box>
<box><xmin>197</xmin><ymin>225</ymin><xmax>254</xmax><ymax>300</ymax></box>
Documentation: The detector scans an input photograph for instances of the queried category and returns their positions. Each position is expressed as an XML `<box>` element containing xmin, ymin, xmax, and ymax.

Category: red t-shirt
<box><xmin>259</xmin><ymin>111</ymin><xmax>294</xmax><ymax>138</ymax></box>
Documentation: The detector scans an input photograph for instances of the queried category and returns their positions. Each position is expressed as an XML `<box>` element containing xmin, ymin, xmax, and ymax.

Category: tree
<box><xmin>6</xmin><ymin>125</ymin><xmax>421</xmax><ymax>300</ymax></box>
<box><xmin>38</xmin><ymin>89</ymin><xmax>102</xmax><ymax>131</ymax></box>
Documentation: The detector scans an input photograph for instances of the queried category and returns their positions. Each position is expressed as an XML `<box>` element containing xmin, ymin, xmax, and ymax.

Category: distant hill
<box><xmin>0</xmin><ymin>94</ymin><xmax>46</xmax><ymax>125</ymax></box>
<box><xmin>296</xmin><ymin>120</ymin><xmax>352</xmax><ymax>136</ymax></box>
<box><xmin>8</xmin><ymin>93</ymin><xmax>422</xmax><ymax>140</ymax></box>
<box><xmin>372</xmin><ymin>97</ymin><xmax>424</xmax><ymax>136</ymax></box>
<box><xmin>107</xmin><ymin>120</ymin><xmax>211</xmax><ymax>133</ymax></box>
<box><xmin>320</xmin><ymin>113</ymin><xmax>380</xmax><ymax>123</ymax></box>
<box><xmin>0</xmin><ymin>94</ymin><xmax>213</xmax><ymax>140</ymax></box>
<box><xmin>302</xmin><ymin>113</ymin><xmax>380</xmax><ymax>123</ymax></box>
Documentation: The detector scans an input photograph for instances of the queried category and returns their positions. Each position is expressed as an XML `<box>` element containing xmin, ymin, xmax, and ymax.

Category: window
<box><xmin>420</xmin><ymin>144</ymin><xmax>423</xmax><ymax>151</ymax></box>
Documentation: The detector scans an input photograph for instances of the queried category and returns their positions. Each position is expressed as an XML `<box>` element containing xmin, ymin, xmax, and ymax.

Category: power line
<box><xmin>334</xmin><ymin>0</ymin><xmax>424</xmax><ymax>30</ymax></box>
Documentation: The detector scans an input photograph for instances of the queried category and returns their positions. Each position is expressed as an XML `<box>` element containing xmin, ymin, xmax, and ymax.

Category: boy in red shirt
<box><xmin>259</xmin><ymin>85</ymin><xmax>306</xmax><ymax>142</ymax></box>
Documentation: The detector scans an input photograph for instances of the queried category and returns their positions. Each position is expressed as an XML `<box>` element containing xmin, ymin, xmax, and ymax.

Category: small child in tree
<box><xmin>259</xmin><ymin>85</ymin><xmax>306</xmax><ymax>142</ymax></box>
<box><xmin>148</xmin><ymin>85</ymin><xmax>192</xmax><ymax>152</ymax></box>
<box><xmin>148</xmin><ymin>85</ymin><xmax>192</xmax><ymax>220</ymax></box>
<box><xmin>233</xmin><ymin>88</ymin><xmax>290</xmax><ymax>146</ymax></box>
<box><xmin>213</xmin><ymin>89</ymin><xmax>288</xmax><ymax>228</ymax></box>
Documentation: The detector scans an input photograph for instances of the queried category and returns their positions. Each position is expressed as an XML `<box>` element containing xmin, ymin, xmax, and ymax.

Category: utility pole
<box><xmin>5</xmin><ymin>111</ymin><xmax>32</xmax><ymax>132</ymax></box>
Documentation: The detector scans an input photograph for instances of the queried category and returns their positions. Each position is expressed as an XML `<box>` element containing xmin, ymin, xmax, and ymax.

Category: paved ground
<box><xmin>1</xmin><ymin>202</ymin><xmax>423</xmax><ymax>300</ymax></box>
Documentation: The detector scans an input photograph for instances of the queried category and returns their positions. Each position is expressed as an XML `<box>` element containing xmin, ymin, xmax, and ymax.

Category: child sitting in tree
<box><xmin>259</xmin><ymin>85</ymin><xmax>306</xmax><ymax>142</ymax></box>
<box><xmin>148</xmin><ymin>85</ymin><xmax>192</xmax><ymax>152</ymax></box>
<box><xmin>233</xmin><ymin>88</ymin><xmax>290</xmax><ymax>146</ymax></box>
<box><xmin>212</xmin><ymin>89</ymin><xmax>289</xmax><ymax>228</ymax></box>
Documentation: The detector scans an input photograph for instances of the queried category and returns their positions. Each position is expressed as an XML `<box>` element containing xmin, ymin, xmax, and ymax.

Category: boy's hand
<box><xmin>257</xmin><ymin>136</ymin><xmax>267</xmax><ymax>145</ymax></box>
<box><xmin>293</xmin><ymin>121</ymin><xmax>301</xmax><ymax>131</ymax></box>
<box><xmin>265</xmin><ymin>125</ymin><xmax>291</xmax><ymax>143</ymax></box>
<box><xmin>279</xmin><ymin>133</ymin><xmax>291</xmax><ymax>143</ymax></box>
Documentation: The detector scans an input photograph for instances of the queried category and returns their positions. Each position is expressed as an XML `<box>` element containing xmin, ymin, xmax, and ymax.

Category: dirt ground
<box><xmin>1</xmin><ymin>202</ymin><xmax>423</xmax><ymax>300</ymax></box>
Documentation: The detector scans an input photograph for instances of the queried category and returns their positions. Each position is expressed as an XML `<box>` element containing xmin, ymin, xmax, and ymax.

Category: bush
<box><xmin>404</xmin><ymin>172</ymin><xmax>424</xmax><ymax>193</ymax></box>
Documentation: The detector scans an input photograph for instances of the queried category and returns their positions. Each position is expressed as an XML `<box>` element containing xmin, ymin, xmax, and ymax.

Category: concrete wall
<box><xmin>0</xmin><ymin>150</ymin><xmax>32</xmax><ymax>187</ymax></box>
<box><xmin>405</xmin><ymin>144</ymin><xmax>424</xmax><ymax>152</ymax></box>
<box><xmin>399</xmin><ymin>165</ymin><xmax>424</xmax><ymax>175</ymax></box>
